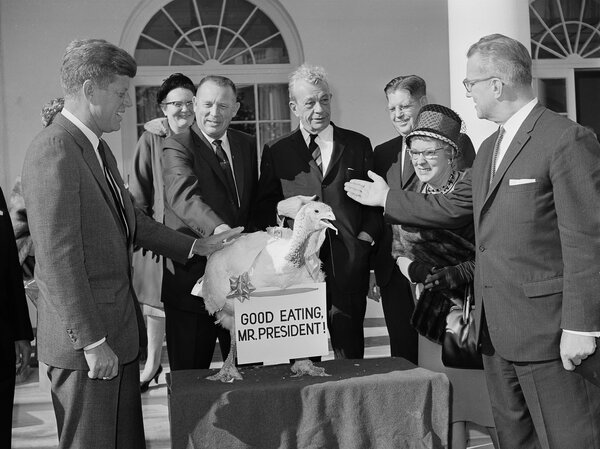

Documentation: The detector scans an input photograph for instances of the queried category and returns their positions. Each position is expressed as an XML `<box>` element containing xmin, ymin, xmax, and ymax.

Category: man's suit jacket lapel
<box><xmin>326</xmin><ymin>124</ymin><xmax>345</xmax><ymax>180</ymax></box>
<box><xmin>481</xmin><ymin>104</ymin><xmax>543</xmax><ymax>208</ymax></box>
<box><xmin>55</xmin><ymin>114</ymin><xmax>131</xmax><ymax>243</ymax></box>
<box><xmin>400</xmin><ymin>138</ymin><xmax>416</xmax><ymax>189</ymax></box>
<box><xmin>228</xmin><ymin>131</ymin><xmax>246</xmax><ymax>202</ymax></box>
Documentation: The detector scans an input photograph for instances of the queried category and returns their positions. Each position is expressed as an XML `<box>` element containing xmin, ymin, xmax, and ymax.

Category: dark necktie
<box><xmin>489</xmin><ymin>126</ymin><xmax>505</xmax><ymax>185</ymax></box>
<box><xmin>213</xmin><ymin>139</ymin><xmax>239</xmax><ymax>206</ymax></box>
<box><xmin>402</xmin><ymin>141</ymin><xmax>412</xmax><ymax>184</ymax></box>
<box><xmin>97</xmin><ymin>140</ymin><xmax>129</xmax><ymax>239</ymax></box>
<box><xmin>309</xmin><ymin>133</ymin><xmax>322</xmax><ymax>172</ymax></box>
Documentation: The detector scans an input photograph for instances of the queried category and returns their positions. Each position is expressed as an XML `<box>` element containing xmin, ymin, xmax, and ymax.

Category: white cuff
<box><xmin>84</xmin><ymin>337</ymin><xmax>106</xmax><ymax>351</ymax></box>
<box><xmin>563</xmin><ymin>330</ymin><xmax>600</xmax><ymax>337</ymax></box>
<box><xmin>396</xmin><ymin>256</ymin><xmax>413</xmax><ymax>281</ymax></box>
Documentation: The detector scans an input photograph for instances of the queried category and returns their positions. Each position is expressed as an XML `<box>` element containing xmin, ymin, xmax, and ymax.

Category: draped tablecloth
<box><xmin>167</xmin><ymin>357</ymin><xmax>449</xmax><ymax>449</ymax></box>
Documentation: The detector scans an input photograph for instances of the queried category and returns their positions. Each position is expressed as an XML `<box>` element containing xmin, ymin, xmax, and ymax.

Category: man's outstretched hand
<box><xmin>344</xmin><ymin>170</ymin><xmax>390</xmax><ymax>207</ymax></box>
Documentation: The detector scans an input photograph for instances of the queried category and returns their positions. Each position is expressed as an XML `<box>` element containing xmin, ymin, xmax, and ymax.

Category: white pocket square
<box><xmin>509</xmin><ymin>178</ymin><xmax>536</xmax><ymax>186</ymax></box>
<box><xmin>0</xmin><ymin>210</ymin><xmax>3</xmax><ymax>216</ymax></box>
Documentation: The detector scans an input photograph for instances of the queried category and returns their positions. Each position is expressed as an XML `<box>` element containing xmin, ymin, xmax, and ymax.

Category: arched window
<box><xmin>530</xmin><ymin>0</ymin><xmax>600</xmax><ymax>59</ymax></box>
<box><xmin>530</xmin><ymin>0</ymin><xmax>600</xmax><ymax>135</ymax></box>
<box><xmin>119</xmin><ymin>0</ymin><xmax>303</xmax><ymax>169</ymax></box>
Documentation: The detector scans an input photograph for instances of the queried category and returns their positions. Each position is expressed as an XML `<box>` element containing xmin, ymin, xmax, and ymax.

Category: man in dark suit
<box><xmin>346</xmin><ymin>34</ymin><xmax>600</xmax><ymax>449</ymax></box>
<box><xmin>251</xmin><ymin>64</ymin><xmax>379</xmax><ymax>359</ymax></box>
<box><xmin>371</xmin><ymin>75</ymin><xmax>426</xmax><ymax>363</ymax></box>
<box><xmin>1</xmin><ymin>187</ymin><xmax>33</xmax><ymax>449</ymax></box>
<box><xmin>161</xmin><ymin>75</ymin><xmax>258</xmax><ymax>371</ymax></box>
<box><xmin>22</xmin><ymin>40</ymin><xmax>240</xmax><ymax>449</ymax></box>
<box><xmin>373</xmin><ymin>75</ymin><xmax>476</xmax><ymax>363</ymax></box>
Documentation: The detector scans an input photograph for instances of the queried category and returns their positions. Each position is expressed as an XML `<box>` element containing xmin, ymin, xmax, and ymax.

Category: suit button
<box><xmin>322</xmin><ymin>184</ymin><xmax>328</xmax><ymax>188</ymax></box>
<box><xmin>479</xmin><ymin>245</ymin><xmax>486</xmax><ymax>252</ymax></box>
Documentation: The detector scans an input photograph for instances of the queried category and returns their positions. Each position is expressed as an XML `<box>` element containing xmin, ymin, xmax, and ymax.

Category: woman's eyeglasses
<box><xmin>162</xmin><ymin>100</ymin><xmax>194</xmax><ymax>109</ymax></box>
<box><xmin>407</xmin><ymin>148</ymin><xmax>446</xmax><ymax>160</ymax></box>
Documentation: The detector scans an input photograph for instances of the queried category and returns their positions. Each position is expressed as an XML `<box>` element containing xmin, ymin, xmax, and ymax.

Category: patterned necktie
<box><xmin>402</xmin><ymin>140</ymin><xmax>412</xmax><ymax>184</ymax></box>
<box><xmin>213</xmin><ymin>139</ymin><xmax>239</xmax><ymax>206</ymax></box>
<box><xmin>489</xmin><ymin>126</ymin><xmax>505</xmax><ymax>185</ymax></box>
<box><xmin>97</xmin><ymin>140</ymin><xmax>129</xmax><ymax>239</ymax></box>
<box><xmin>309</xmin><ymin>133</ymin><xmax>322</xmax><ymax>172</ymax></box>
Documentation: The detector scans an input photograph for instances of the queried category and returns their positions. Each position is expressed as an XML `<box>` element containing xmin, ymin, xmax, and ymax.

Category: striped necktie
<box><xmin>309</xmin><ymin>133</ymin><xmax>322</xmax><ymax>172</ymax></box>
<box><xmin>489</xmin><ymin>126</ymin><xmax>505</xmax><ymax>185</ymax></box>
<box><xmin>97</xmin><ymin>140</ymin><xmax>130</xmax><ymax>239</ymax></box>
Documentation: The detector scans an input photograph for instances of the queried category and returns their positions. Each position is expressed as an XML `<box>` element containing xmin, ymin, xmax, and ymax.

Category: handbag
<box><xmin>410</xmin><ymin>288</ymin><xmax>453</xmax><ymax>344</ymax></box>
<box><xmin>441</xmin><ymin>284</ymin><xmax>483</xmax><ymax>369</ymax></box>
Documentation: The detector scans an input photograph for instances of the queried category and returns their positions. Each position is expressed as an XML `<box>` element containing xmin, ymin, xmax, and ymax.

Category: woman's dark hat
<box><xmin>406</xmin><ymin>104</ymin><xmax>463</xmax><ymax>150</ymax></box>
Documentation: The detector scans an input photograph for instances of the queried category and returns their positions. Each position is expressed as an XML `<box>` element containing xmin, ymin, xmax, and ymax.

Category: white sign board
<box><xmin>234</xmin><ymin>282</ymin><xmax>329</xmax><ymax>365</ymax></box>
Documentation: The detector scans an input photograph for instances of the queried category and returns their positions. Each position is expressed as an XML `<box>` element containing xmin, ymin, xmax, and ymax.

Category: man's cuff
<box><xmin>84</xmin><ymin>337</ymin><xmax>106</xmax><ymax>351</ymax></box>
<box><xmin>382</xmin><ymin>188</ymin><xmax>390</xmax><ymax>211</ymax></box>
<box><xmin>563</xmin><ymin>329</ymin><xmax>600</xmax><ymax>337</ymax></box>
<box><xmin>188</xmin><ymin>240</ymin><xmax>197</xmax><ymax>258</ymax></box>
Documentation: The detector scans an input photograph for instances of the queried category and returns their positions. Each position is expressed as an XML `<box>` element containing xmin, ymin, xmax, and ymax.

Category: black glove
<box><xmin>408</xmin><ymin>261</ymin><xmax>434</xmax><ymax>284</ymax></box>
<box><xmin>424</xmin><ymin>260</ymin><xmax>474</xmax><ymax>291</ymax></box>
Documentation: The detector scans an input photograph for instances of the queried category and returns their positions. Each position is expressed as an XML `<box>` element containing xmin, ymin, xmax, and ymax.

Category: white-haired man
<box><xmin>251</xmin><ymin>64</ymin><xmax>379</xmax><ymax>359</ymax></box>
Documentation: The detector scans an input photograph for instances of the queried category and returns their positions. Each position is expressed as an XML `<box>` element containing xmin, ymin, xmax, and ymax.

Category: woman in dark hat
<box><xmin>391</xmin><ymin>104</ymin><xmax>498</xmax><ymax>449</ymax></box>
<box><xmin>129</xmin><ymin>73</ymin><xmax>196</xmax><ymax>392</ymax></box>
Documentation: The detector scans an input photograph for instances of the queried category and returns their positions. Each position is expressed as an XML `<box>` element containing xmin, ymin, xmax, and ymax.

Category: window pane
<box><xmin>136</xmin><ymin>86</ymin><xmax>163</xmax><ymax>137</ymax></box>
<box><xmin>230</xmin><ymin>122</ymin><xmax>256</xmax><ymax>138</ymax></box>
<box><xmin>258</xmin><ymin>84</ymin><xmax>289</xmax><ymax>120</ymax></box>
<box><xmin>259</xmin><ymin>122</ymin><xmax>292</xmax><ymax>150</ymax></box>
<box><xmin>240</xmin><ymin>9</ymin><xmax>279</xmax><ymax>47</ymax></box>
<box><xmin>253</xmin><ymin>35</ymin><xmax>289</xmax><ymax>64</ymax></box>
<box><xmin>236</xmin><ymin>85</ymin><xmax>256</xmax><ymax>122</ymax></box>
<box><xmin>537</xmin><ymin>78</ymin><xmax>567</xmax><ymax>113</ymax></box>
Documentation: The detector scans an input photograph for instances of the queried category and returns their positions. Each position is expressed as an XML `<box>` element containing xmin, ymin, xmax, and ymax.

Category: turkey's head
<box><xmin>286</xmin><ymin>201</ymin><xmax>336</xmax><ymax>268</ymax></box>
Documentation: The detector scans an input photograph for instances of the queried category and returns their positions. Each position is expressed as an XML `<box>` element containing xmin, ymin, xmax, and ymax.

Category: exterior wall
<box><xmin>0</xmin><ymin>0</ymin><xmax>450</xmax><ymax>191</ymax></box>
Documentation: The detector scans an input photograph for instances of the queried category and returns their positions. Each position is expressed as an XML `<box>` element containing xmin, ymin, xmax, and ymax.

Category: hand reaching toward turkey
<box><xmin>277</xmin><ymin>195</ymin><xmax>317</xmax><ymax>219</ymax></box>
<box><xmin>192</xmin><ymin>227</ymin><xmax>244</xmax><ymax>256</ymax></box>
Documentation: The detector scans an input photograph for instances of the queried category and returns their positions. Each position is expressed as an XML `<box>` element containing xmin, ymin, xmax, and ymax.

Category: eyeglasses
<box><xmin>407</xmin><ymin>148</ymin><xmax>447</xmax><ymax>160</ymax></box>
<box><xmin>462</xmin><ymin>76</ymin><xmax>499</xmax><ymax>93</ymax></box>
<box><xmin>388</xmin><ymin>103</ymin><xmax>418</xmax><ymax>114</ymax></box>
<box><xmin>162</xmin><ymin>100</ymin><xmax>194</xmax><ymax>109</ymax></box>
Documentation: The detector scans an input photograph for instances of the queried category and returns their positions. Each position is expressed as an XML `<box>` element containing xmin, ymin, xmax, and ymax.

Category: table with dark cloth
<box><xmin>167</xmin><ymin>357</ymin><xmax>449</xmax><ymax>449</ymax></box>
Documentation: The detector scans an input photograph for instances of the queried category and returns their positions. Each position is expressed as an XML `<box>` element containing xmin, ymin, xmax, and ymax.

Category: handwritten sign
<box><xmin>234</xmin><ymin>282</ymin><xmax>329</xmax><ymax>365</ymax></box>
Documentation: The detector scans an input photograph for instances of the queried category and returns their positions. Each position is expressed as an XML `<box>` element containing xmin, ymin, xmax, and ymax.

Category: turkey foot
<box><xmin>206</xmin><ymin>332</ymin><xmax>243</xmax><ymax>382</ymax></box>
<box><xmin>206</xmin><ymin>363</ymin><xmax>243</xmax><ymax>382</ymax></box>
<box><xmin>290</xmin><ymin>359</ymin><xmax>330</xmax><ymax>377</ymax></box>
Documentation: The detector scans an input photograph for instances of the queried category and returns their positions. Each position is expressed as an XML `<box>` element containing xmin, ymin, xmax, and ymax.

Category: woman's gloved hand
<box><xmin>407</xmin><ymin>261</ymin><xmax>434</xmax><ymax>284</ymax></box>
<box><xmin>424</xmin><ymin>260</ymin><xmax>474</xmax><ymax>291</ymax></box>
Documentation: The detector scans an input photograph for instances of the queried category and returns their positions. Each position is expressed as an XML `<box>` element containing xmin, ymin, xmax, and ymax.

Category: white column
<box><xmin>447</xmin><ymin>0</ymin><xmax>531</xmax><ymax>149</ymax></box>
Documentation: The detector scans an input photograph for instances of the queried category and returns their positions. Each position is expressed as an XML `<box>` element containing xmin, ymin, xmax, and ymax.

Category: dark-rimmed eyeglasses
<box><xmin>162</xmin><ymin>100</ymin><xmax>194</xmax><ymax>109</ymax></box>
<box><xmin>462</xmin><ymin>76</ymin><xmax>499</xmax><ymax>93</ymax></box>
<box><xmin>407</xmin><ymin>148</ymin><xmax>447</xmax><ymax>160</ymax></box>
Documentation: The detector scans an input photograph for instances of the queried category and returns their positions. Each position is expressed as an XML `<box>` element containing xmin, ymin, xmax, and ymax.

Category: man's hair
<box><xmin>288</xmin><ymin>64</ymin><xmax>329</xmax><ymax>101</ymax></box>
<box><xmin>384</xmin><ymin>75</ymin><xmax>426</xmax><ymax>99</ymax></box>
<box><xmin>60</xmin><ymin>39</ymin><xmax>137</xmax><ymax>97</ymax></box>
<box><xmin>197</xmin><ymin>75</ymin><xmax>237</xmax><ymax>97</ymax></box>
<box><xmin>156</xmin><ymin>73</ymin><xmax>196</xmax><ymax>105</ymax></box>
<box><xmin>467</xmin><ymin>34</ymin><xmax>532</xmax><ymax>87</ymax></box>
